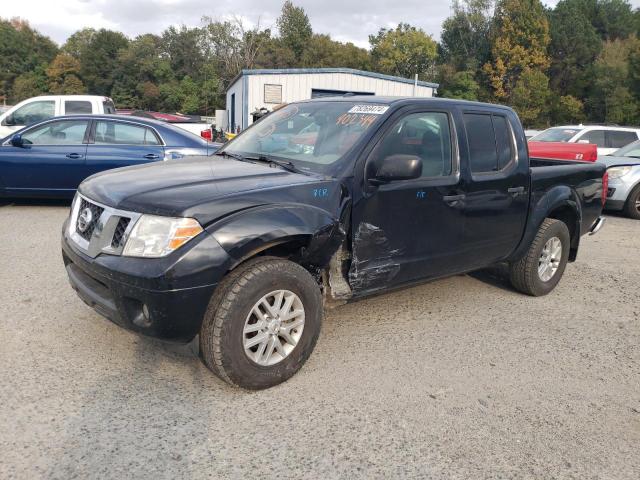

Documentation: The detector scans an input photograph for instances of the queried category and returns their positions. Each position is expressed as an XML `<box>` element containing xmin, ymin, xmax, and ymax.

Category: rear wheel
<box><xmin>199</xmin><ymin>257</ymin><xmax>323</xmax><ymax>390</ymax></box>
<box><xmin>623</xmin><ymin>184</ymin><xmax>640</xmax><ymax>220</ymax></box>
<box><xmin>509</xmin><ymin>218</ymin><xmax>570</xmax><ymax>296</ymax></box>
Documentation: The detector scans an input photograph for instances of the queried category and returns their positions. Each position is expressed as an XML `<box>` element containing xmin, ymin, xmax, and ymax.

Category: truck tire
<box><xmin>623</xmin><ymin>184</ymin><xmax>640</xmax><ymax>220</ymax></box>
<box><xmin>199</xmin><ymin>256</ymin><xmax>323</xmax><ymax>389</ymax></box>
<box><xmin>509</xmin><ymin>218</ymin><xmax>570</xmax><ymax>297</ymax></box>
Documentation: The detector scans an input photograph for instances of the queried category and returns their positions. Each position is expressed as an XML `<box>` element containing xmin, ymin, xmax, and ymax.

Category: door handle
<box><xmin>144</xmin><ymin>153</ymin><xmax>160</xmax><ymax>160</ymax></box>
<box><xmin>66</xmin><ymin>153</ymin><xmax>83</xmax><ymax>159</ymax></box>
<box><xmin>508</xmin><ymin>186</ymin><xmax>525</xmax><ymax>196</ymax></box>
<box><xmin>443</xmin><ymin>194</ymin><xmax>466</xmax><ymax>206</ymax></box>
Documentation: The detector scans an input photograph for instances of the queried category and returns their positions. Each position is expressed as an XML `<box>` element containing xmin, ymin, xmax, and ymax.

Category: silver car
<box><xmin>599</xmin><ymin>140</ymin><xmax>640</xmax><ymax>219</ymax></box>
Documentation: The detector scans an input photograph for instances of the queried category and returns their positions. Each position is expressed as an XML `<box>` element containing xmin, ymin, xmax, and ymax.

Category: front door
<box><xmin>349</xmin><ymin>109</ymin><xmax>466</xmax><ymax>294</ymax></box>
<box><xmin>0</xmin><ymin>119</ymin><xmax>89</xmax><ymax>195</ymax></box>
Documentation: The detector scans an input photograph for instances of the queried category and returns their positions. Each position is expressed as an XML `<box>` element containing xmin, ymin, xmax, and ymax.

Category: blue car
<box><xmin>0</xmin><ymin>114</ymin><xmax>220</xmax><ymax>198</ymax></box>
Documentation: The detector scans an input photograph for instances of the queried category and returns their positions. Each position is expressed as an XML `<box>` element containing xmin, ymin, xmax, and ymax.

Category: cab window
<box><xmin>578</xmin><ymin>130</ymin><xmax>606</xmax><ymax>147</ymax></box>
<box><xmin>65</xmin><ymin>101</ymin><xmax>92</xmax><ymax>114</ymax></box>
<box><xmin>373</xmin><ymin>112</ymin><xmax>453</xmax><ymax>178</ymax></box>
<box><xmin>21</xmin><ymin>120</ymin><xmax>89</xmax><ymax>145</ymax></box>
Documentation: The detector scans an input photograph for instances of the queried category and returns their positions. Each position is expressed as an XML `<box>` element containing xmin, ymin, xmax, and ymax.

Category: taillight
<box><xmin>601</xmin><ymin>171</ymin><xmax>608</xmax><ymax>206</ymax></box>
<box><xmin>201</xmin><ymin>129</ymin><xmax>212</xmax><ymax>141</ymax></box>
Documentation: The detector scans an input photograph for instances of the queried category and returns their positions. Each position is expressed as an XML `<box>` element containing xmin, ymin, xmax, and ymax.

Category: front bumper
<box><xmin>62</xmin><ymin>220</ymin><xmax>232</xmax><ymax>343</ymax></box>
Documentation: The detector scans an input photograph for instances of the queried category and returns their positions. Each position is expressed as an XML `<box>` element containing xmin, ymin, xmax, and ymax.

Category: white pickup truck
<box><xmin>0</xmin><ymin>95</ymin><xmax>117</xmax><ymax>139</ymax></box>
<box><xmin>0</xmin><ymin>95</ymin><xmax>213</xmax><ymax>140</ymax></box>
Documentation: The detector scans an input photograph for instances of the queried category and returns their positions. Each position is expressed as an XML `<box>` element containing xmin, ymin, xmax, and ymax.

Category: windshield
<box><xmin>612</xmin><ymin>139</ymin><xmax>640</xmax><ymax>158</ymax></box>
<box><xmin>221</xmin><ymin>101</ymin><xmax>388</xmax><ymax>174</ymax></box>
<box><xmin>530</xmin><ymin>127</ymin><xmax>582</xmax><ymax>143</ymax></box>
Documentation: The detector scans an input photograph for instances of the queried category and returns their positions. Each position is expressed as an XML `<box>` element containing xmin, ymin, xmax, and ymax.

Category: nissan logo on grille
<box><xmin>77</xmin><ymin>208</ymin><xmax>94</xmax><ymax>233</ymax></box>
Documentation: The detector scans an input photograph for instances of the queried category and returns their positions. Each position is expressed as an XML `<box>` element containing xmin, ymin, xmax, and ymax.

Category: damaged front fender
<box><xmin>208</xmin><ymin>204</ymin><xmax>345</xmax><ymax>268</ymax></box>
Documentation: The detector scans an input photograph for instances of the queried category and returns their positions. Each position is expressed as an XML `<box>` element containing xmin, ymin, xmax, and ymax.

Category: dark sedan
<box><xmin>0</xmin><ymin>114</ymin><xmax>220</xmax><ymax>198</ymax></box>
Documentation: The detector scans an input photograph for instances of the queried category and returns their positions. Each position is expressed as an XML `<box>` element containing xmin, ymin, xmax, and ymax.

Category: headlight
<box><xmin>122</xmin><ymin>215</ymin><xmax>203</xmax><ymax>258</ymax></box>
<box><xmin>607</xmin><ymin>166</ymin><xmax>632</xmax><ymax>179</ymax></box>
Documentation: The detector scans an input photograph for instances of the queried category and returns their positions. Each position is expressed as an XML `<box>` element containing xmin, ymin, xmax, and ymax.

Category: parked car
<box><xmin>62</xmin><ymin>97</ymin><xmax>606</xmax><ymax>390</ymax></box>
<box><xmin>598</xmin><ymin>140</ymin><xmax>640</xmax><ymax>219</ymax></box>
<box><xmin>530</xmin><ymin>125</ymin><xmax>640</xmax><ymax>156</ymax></box>
<box><xmin>117</xmin><ymin>109</ymin><xmax>213</xmax><ymax>139</ymax></box>
<box><xmin>528</xmin><ymin>141</ymin><xmax>597</xmax><ymax>161</ymax></box>
<box><xmin>0</xmin><ymin>95</ymin><xmax>116</xmax><ymax>138</ymax></box>
<box><xmin>0</xmin><ymin>114</ymin><xmax>220</xmax><ymax>199</ymax></box>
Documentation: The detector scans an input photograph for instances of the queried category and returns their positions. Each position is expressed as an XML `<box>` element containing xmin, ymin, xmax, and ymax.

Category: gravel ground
<box><xmin>0</xmin><ymin>201</ymin><xmax>638</xmax><ymax>480</ymax></box>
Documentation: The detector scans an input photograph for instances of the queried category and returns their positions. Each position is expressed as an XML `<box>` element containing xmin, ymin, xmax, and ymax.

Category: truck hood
<box><xmin>597</xmin><ymin>155</ymin><xmax>640</xmax><ymax>168</ymax></box>
<box><xmin>79</xmin><ymin>156</ymin><xmax>323</xmax><ymax>221</ymax></box>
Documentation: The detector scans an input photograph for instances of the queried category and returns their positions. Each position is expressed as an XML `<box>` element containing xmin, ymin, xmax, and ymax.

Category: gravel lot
<box><xmin>0</xmin><ymin>201</ymin><xmax>638</xmax><ymax>479</ymax></box>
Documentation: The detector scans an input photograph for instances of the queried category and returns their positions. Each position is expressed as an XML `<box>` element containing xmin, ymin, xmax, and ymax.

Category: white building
<box><xmin>225</xmin><ymin>68</ymin><xmax>439</xmax><ymax>131</ymax></box>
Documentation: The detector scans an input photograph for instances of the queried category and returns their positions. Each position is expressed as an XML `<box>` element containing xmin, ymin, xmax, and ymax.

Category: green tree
<box><xmin>80</xmin><ymin>29</ymin><xmax>129</xmax><ymax>95</ymax></box>
<box><xmin>0</xmin><ymin>18</ymin><xmax>57</xmax><ymax>101</ymax></box>
<box><xmin>369</xmin><ymin>23</ymin><xmax>438</xmax><ymax>80</ymax></box>
<box><xmin>551</xmin><ymin>95</ymin><xmax>587</xmax><ymax>124</ymax></box>
<box><xmin>61</xmin><ymin>28</ymin><xmax>96</xmax><ymax>59</ymax></box>
<box><xmin>161</xmin><ymin>26</ymin><xmax>205</xmax><ymax>80</ymax></box>
<box><xmin>591</xmin><ymin>37</ymin><xmax>640</xmax><ymax>123</ymax></box>
<box><xmin>46</xmin><ymin>53</ymin><xmax>85</xmax><ymax>94</ymax></box>
<box><xmin>440</xmin><ymin>0</ymin><xmax>493</xmax><ymax>70</ymax></box>
<box><xmin>438</xmin><ymin>66</ymin><xmax>481</xmax><ymax>100</ymax></box>
<box><xmin>300</xmin><ymin>34</ymin><xmax>370</xmax><ymax>70</ymax></box>
<box><xmin>482</xmin><ymin>0</ymin><xmax>551</xmax><ymax>102</ymax></box>
<box><xmin>548</xmin><ymin>0</ymin><xmax>602</xmax><ymax>99</ymax></box>
<box><xmin>510</xmin><ymin>68</ymin><xmax>552</xmax><ymax>127</ymax></box>
<box><xmin>593</xmin><ymin>0</ymin><xmax>635</xmax><ymax>40</ymax></box>
<box><xmin>276</xmin><ymin>1</ymin><xmax>312</xmax><ymax>62</ymax></box>
<box><xmin>10</xmin><ymin>67</ymin><xmax>48</xmax><ymax>101</ymax></box>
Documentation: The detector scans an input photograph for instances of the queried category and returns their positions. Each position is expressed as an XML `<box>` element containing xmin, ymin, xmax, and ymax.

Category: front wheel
<box><xmin>509</xmin><ymin>218</ymin><xmax>570</xmax><ymax>297</ymax></box>
<box><xmin>199</xmin><ymin>257</ymin><xmax>323</xmax><ymax>390</ymax></box>
<box><xmin>623</xmin><ymin>184</ymin><xmax>640</xmax><ymax>220</ymax></box>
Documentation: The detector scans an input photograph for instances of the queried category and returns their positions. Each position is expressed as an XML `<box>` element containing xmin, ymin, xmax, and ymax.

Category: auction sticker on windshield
<box><xmin>348</xmin><ymin>105</ymin><xmax>389</xmax><ymax>115</ymax></box>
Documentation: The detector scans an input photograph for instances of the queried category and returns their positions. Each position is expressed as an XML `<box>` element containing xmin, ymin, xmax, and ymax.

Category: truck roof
<box><xmin>302</xmin><ymin>95</ymin><xmax>516</xmax><ymax>112</ymax></box>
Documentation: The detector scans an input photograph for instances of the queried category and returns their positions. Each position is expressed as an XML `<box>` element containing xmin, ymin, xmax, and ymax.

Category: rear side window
<box><xmin>607</xmin><ymin>131</ymin><xmax>638</xmax><ymax>149</ymax></box>
<box><xmin>103</xmin><ymin>100</ymin><xmax>116</xmax><ymax>114</ymax></box>
<box><xmin>579</xmin><ymin>130</ymin><xmax>606</xmax><ymax>147</ymax></box>
<box><xmin>464</xmin><ymin>113</ymin><xmax>514</xmax><ymax>174</ymax></box>
<box><xmin>65</xmin><ymin>101</ymin><xmax>92</xmax><ymax>114</ymax></box>
<box><xmin>94</xmin><ymin>121</ymin><xmax>160</xmax><ymax>145</ymax></box>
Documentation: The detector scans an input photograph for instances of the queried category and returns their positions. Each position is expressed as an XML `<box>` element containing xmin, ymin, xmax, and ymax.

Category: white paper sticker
<box><xmin>348</xmin><ymin>105</ymin><xmax>389</xmax><ymax>115</ymax></box>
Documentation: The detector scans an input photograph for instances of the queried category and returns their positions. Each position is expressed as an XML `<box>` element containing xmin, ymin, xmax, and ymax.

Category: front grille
<box><xmin>111</xmin><ymin>217</ymin><xmax>131</xmax><ymax>248</ymax></box>
<box><xmin>76</xmin><ymin>199</ymin><xmax>104</xmax><ymax>241</ymax></box>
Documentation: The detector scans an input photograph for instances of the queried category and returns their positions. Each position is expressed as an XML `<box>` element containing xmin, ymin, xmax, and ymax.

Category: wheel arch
<box><xmin>208</xmin><ymin>204</ymin><xmax>345</xmax><ymax>272</ymax></box>
<box><xmin>510</xmin><ymin>185</ymin><xmax>582</xmax><ymax>263</ymax></box>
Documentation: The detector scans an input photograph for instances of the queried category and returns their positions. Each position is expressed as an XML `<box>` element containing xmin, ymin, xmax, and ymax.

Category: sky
<box><xmin>3</xmin><ymin>0</ymin><xmax>640</xmax><ymax>49</ymax></box>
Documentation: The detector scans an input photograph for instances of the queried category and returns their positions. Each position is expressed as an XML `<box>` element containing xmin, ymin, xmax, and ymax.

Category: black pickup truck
<box><xmin>62</xmin><ymin>97</ymin><xmax>606</xmax><ymax>389</ymax></box>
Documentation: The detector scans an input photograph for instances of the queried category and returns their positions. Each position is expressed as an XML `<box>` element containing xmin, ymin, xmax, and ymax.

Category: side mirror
<box><xmin>370</xmin><ymin>154</ymin><xmax>422</xmax><ymax>184</ymax></box>
<box><xmin>577</xmin><ymin>139</ymin><xmax>590</xmax><ymax>144</ymax></box>
<box><xmin>10</xmin><ymin>134</ymin><xmax>24</xmax><ymax>148</ymax></box>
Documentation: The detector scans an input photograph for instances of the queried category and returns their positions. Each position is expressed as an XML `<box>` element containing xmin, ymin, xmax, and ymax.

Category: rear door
<box><xmin>458</xmin><ymin>110</ymin><xmax>529</xmax><ymax>268</ymax></box>
<box><xmin>84</xmin><ymin>120</ymin><xmax>165</xmax><ymax>176</ymax></box>
<box><xmin>0</xmin><ymin>119</ymin><xmax>89</xmax><ymax>194</ymax></box>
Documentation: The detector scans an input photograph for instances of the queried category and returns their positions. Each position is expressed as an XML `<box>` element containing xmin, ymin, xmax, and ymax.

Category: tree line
<box><xmin>1</xmin><ymin>0</ymin><xmax>639</xmax><ymax>127</ymax></box>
